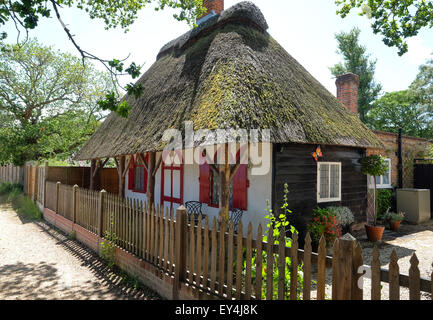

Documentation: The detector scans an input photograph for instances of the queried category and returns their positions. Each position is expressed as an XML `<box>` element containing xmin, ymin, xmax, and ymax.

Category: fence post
<box><xmin>336</xmin><ymin>233</ymin><xmax>356</xmax><ymax>300</ymax></box>
<box><xmin>72</xmin><ymin>185</ymin><xmax>78</xmax><ymax>224</ymax></box>
<box><xmin>173</xmin><ymin>205</ymin><xmax>187</xmax><ymax>299</ymax></box>
<box><xmin>43</xmin><ymin>162</ymin><xmax>48</xmax><ymax>208</ymax></box>
<box><xmin>56</xmin><ymin>181</ymin><xmax>61</xmax><ymax>213</ymax></box>
<box><xmin>33</xmin><ymin>162</ymin><xmax>40</xmax><ymax>203</ymax></box>
<box><xmin>97</xmin><ymin>189</ymin><xmax>106</xmax><ymax>237</ymax></box>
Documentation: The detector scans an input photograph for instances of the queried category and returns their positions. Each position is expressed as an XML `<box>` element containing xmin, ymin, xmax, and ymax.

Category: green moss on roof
<box><xmin>75</xmin><ymin>11</ymin><xmax>382</xmax><ymax>161</ymax></box>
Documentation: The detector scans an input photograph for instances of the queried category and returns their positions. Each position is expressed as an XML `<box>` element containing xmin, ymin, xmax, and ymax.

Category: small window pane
<box><xmin>330</xmin><ymin>164</ymin><xmax>340</xmax><ymax>198</ymax></box>
<box><xmin>319</xmin><ymin>164</ymin><xmax>330</xmax><ymax>199</ymax></box>
<box><xmin>135</xmin><ymin>167</ymin><xmax>145</xmax><ymax>191</ymax></box>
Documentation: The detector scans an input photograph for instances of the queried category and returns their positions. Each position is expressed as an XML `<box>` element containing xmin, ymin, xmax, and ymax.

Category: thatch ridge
<box><xmin>75</xmin><ymin>1</ymin><xmax>382</xmax><ymax>161</ymax></box>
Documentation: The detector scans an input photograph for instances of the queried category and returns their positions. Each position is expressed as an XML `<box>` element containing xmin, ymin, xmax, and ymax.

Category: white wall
<box><xmin>125</xmin><ymin>147</ymin><xmax>273</xmax><ymax>238</ymax></box>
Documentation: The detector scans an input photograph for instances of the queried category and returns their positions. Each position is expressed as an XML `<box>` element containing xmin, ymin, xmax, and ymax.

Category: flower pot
<box><xmin>389</xmin><ymin>220</ymin><xmax>402</xmax><ymax>231</ymax></box>
<box><xmin>365</xmin><ymin>224</ymin><xmax>385</xmax><ymax>242</ymax></box>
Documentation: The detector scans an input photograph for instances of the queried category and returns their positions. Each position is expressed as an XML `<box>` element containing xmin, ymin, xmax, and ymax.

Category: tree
<box><xmin>0</xmin><ymin>1</ymin><xmax>205</xmax><ymax>117</ymax></box>
<box><xmin>330</xmin><ymin>27</ymin><xmax>382</xmax><ymax>123</ymax></box>
<box><xmin>335</xmin><ymin>0</ymin><xmax>433</xmax><ymax>55</ymax></box>
<box><xmin>0</xmin><ymin>39</ymin><xmax>112</xmax><ymax>165</ymax></box>
<box><xmin>411</xmin><ymin>58</ymin><xmax>433</xmax><ymax>108</ymax></box>
<box><xmin>365</xmin><ymin>58</ymin><xmax>433</xmax><ymax>139</ymax></box>
<box><xmin>365</xmin><ymin>90</ymin><xmax>433</xmax><ymax>138</ymax></box>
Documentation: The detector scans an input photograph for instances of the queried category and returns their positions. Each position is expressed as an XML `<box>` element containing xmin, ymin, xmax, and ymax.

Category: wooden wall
<box><xmin>273</xmin><ymin>143</ymin><xmax>367</xmax><ymax>243</ymax></box>
<box><xmin>46</xmin><ymin>166</ymin><xmax>119</xmax><ymax>194</ymax></box>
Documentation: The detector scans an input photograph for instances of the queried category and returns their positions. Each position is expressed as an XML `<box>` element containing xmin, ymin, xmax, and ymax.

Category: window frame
<box><xmin>317</xmin><ymin>161</ymin><xmax>342</xmax><ymax>203</ymax></box>
<box><xmin>131</xmin><ymin>154</ymin><xmax>148</xmax><ymax>194</ymax></box>
<box><xmin>376</xmin><ymin>158</ymin><xmax>392</xmax><ymax>189</ymax></box>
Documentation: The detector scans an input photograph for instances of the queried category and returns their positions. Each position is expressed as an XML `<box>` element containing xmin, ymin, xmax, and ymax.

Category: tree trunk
<box><xmin>219</xmin><ymin>144</ymin><xmax>231</xmax><ymax>223</ymax></box>
<box><xmin>147</xmin><ymin>151</ymin><xmax>156</xmax><ymax>208</ymax></box>
<box><xmin>118</xmin><ymin>156</ymin><xmax>125</xmax><ymax>197</ymax></box>
<box><xmin>90</xmin><ymin>159</ymin><xmax>96</xmax><ymax>190</ymax></box>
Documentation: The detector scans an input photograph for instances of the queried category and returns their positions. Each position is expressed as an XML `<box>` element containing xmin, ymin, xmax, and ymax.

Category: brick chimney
<box><xmin>197</xmin><ymin>0</ymin><xmax>224</xmax><ymax>24</ymax></box>
<box><xmin>336</xmin><ymin>73</ymin><xmax>359</xmax><ymax>114</ymax></box>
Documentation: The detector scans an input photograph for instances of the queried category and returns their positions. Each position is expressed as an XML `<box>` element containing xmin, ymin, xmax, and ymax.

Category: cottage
<box><xmin>75</xmin><ymin>1</ymin><xmax>382</xmax><ymax>238</ymax></box>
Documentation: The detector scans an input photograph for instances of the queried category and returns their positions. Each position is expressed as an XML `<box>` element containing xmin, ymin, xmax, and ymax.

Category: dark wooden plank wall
<box><xmin>273</xmin><ymin>143</ymin><xmax>367</xmax><ymax>244</ymax></box>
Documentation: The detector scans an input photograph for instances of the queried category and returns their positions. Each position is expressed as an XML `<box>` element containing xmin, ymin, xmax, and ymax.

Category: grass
<box><xmin>0</xmin><ymin>182</ymin><xmax>42</xmax><ymax>220</ymax></box>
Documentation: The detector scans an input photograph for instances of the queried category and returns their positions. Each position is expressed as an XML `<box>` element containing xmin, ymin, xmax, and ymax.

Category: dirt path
<box><xmin>0</xmin><ymin>202</ymin><xmax>161</xmax><ymax>300</ymax></box>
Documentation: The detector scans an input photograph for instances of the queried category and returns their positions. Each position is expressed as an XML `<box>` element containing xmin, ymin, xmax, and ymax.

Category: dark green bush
<box><xmin>377</xmin><ymin>189</ymin><xmax>393</xmax><ymax>219</ymax></box>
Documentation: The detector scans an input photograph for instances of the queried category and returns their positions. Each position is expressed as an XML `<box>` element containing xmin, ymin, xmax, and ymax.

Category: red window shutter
<box><xmin>232</xmin><ymin>164</ymin><xmax>248</xmax><ymax>210</ymax></box>
<box><xmin>199</xmin><ymin>162</ymin><xmax>210</xmax><ymax>204</ymax></box>
<box><xmin>128</xmin><ymin>157</ymin><xmax>135</xmax><ymax>190</ymax></box>
<box><xmin>144</xmin><ymin>153</ymin><xmax>149</xmax><ymax>193</ymax></box>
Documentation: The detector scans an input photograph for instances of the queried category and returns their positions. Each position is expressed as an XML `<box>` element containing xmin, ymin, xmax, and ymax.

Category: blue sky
<box><xmin>4</xmin><ymin>0</ymin><xmax>433</xmax><ymax>96</ymax></box>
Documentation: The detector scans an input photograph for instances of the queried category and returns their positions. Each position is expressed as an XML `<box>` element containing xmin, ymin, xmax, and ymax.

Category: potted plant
<box><xmin>328</xmin><ymin>206</ymin><xmax>354</xmax><ymax>235</ymax></box>
<box><xmin>307</xmin><ymin>207</ymin><xmax>341</xmax><ymax>255</ymax></box>
<box><xmin>383</xmin><ymin>210</ymin><xmax>405</xmax><ymax>231</ymax></box>
<box><xmin>360</xmin><ymin>155</ymin><xmax>389</xmax><ymax>242</ymax></box>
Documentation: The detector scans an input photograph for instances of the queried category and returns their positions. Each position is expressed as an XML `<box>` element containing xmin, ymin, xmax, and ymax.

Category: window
<box><xmin>317</xmin><ymin>162</ymin><xmax>341</xmax><ymax>203</ymax></box>
<box><xmin>161</xmin><ymin>151</ymin><xmax>184</xmax><ymax>206</ymax></box>
<box><xmin>376</xmin><ymin>158</ymin><xmax>391</xmax><ymax>188</ymax></box>
<box><xmin>199</xmin><ymin>150</ymin><xmax>248</xmax><ymax>210</ymax></box>
<box><xmin>128</xmin><ymin>154</ymin><xmax>148</xmax><ymax>193</ymax></box>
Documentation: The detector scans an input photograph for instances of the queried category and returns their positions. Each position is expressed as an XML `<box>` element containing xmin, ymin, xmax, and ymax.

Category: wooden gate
<box><xmin>414</xmin><ymin>160</ymin><xmax>433</xmax><ymax>217</ymax></box>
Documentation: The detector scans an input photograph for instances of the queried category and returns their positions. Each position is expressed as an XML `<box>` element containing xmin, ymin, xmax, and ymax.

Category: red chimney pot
<box><xmin>199</xmin><ymin>0</ymin><xmax>224</xmax><ymax>20</ymax></box>
<box><xmin>336</xmin><ymin>73</ymin><xmax>359</xmax><ymax>114</ymax></box>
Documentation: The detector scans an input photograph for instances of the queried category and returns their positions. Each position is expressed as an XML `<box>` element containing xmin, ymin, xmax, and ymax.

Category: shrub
<box><xmin>383</xmin><ymin>211</ymin><xmax>405</xmax><ymax>222</ymax></box>
<box><xmin>251</xmin><ymin>183</ymin><xmax>305</xmax><ymax>299</ymax></box>
<box><xmin>0</xmin><ymin>182</ymin><xmax>22</xmax><ymax>196</ymax></box>
<box><xmin>0</xmin><ymin>182</ymin><xmax>42</xmax><ymax>220</ymax></box>
<box><xmin>327</xmin><ymin>206</ymin><xmax>354</xmax><ymax>227</ymax></box>
<box><xmin>377</xmin><ymin>189</ymin><xmax>393</xmax><ymax>219</ymax></box>
<box><xmin>307</xmin><ymin>207</ymin><xmax>341</xmax><ymax>246</ymax></box>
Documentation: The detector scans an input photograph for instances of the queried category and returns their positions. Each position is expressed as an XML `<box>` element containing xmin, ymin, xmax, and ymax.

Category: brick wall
<box><xmin>367</xmin><ymin>131</ymin><xmax>432</xmax><ymax>188</ymax></box>
<box><xmin>336</xmin><ymin>73</ymin><xmax>359</xmax><ymax>114</ymax></box>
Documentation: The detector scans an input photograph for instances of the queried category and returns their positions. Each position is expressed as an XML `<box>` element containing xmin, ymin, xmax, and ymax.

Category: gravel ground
<box><xmin>310</xmin><ymin>221</ymin><xmax>433</xmax><ymax>300</ymax></box>
<box><xmin>0</xmin><ymin>200</ymin><xmax>162</xmax><ymax>300</ymax></box>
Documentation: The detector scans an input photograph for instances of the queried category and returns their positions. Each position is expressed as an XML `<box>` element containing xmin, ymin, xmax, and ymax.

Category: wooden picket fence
<box><xmin>32</xmin><ymin>179</ymin><xmax>433</xmax><ymax>300</ymax></box>
<box><xmin>2</xmin><ymin>171</ymin><xmax>432</xmax><ymax>300</ymax></box>
<box><xmin>0</xmin><ymin>165</ymin><xmax>24</xmax><ymax>185</ymax></box>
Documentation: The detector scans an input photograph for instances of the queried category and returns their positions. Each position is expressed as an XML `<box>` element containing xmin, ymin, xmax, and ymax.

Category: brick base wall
<box><xmin>42</xmin><ymin>208</ymin><xmax>210</xmax><ymax>300</ymax></box>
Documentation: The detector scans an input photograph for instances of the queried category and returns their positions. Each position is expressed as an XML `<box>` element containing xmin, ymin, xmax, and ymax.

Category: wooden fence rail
<box><xmin>2</xmin><ymin>172</ymin><xmax>432</xmax><ymax>300</ymax></box>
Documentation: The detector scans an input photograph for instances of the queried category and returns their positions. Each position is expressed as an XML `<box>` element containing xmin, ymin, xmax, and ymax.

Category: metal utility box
<box><xmin>397</xmin><ymin>189</ymin><xmax>431</xmax><ymax>224</ymax></box>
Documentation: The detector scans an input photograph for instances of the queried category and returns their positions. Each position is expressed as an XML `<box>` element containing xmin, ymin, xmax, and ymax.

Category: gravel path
<box><xmin>310</xmin><ymin>221</ymin><xmax>433</xmax><ymax>300</ymax></box>
<box><xmin>0</xmin><ymin>201</ymin><xmax>162</xmax><ymax>300</ymax></box>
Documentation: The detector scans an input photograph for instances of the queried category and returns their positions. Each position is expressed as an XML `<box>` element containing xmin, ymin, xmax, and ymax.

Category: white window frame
<box><xmin>376</xmin><ymin>158</ymin><xmax>392</xmax><ymax>189</ymax></box>
<box><xmin>317</xmin><ymin>162</ymin><xmax>342</xmax><ymax>203</ymax></box>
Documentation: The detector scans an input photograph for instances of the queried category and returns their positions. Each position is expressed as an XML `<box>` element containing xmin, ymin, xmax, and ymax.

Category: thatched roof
<box><xmin>75</xmin><ymin>1</ymin><xmax>382</xmax><ymax>161</ymax></box>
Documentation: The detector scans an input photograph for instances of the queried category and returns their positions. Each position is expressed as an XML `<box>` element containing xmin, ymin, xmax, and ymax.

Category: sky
<box><xmin>4</xmin><ymin>0</ymin><xmax>433</xmax><ymax>96</ymax></box>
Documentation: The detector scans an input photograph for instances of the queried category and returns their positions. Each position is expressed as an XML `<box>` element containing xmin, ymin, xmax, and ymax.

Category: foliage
<box><xmin>0</xmin><ymin>39</ymin><xmax>111</xmax><ymax>165</ymax></box>
<box><xmin>0</xmin><ymin>182</ymin><xmax>22</xmax><ymax>195</ymax></box>
<box><xmin>377</xmin><ymin>188</ymin><xmax>393</xmax><ymax>219</ymax></box>
<box><xmin>330</xmin><ymin>27</ymin><xmax>382</xmax><ymax>122</ymax></box>
<box><xmin>383</xmin><ymin>210</ymin><xmax>405</xmax><ymax>222</ymax></box>
<box><xmin>361</xmin><ymin>155</ymin><xmax>388</xmax><ymax>177</ymax></box>
<box><xmin>0</xmin><ymin>182</ymin><xmax>42</xmax><ymax>220</ymax></box>
<box><xmin>100</xmin><ymin>213</ymin><xmax>118</xmax><ymax>269</ymax></box>
<box><xmin>366</xmin><ymin>90</ymin><xmax>433</xmax><ymax>139</ymax></box>
<box><xmin>335</xmin><ymin>0</ymin><xmax>433</xmax><ymax>55</ymax></box>
<box><xmin>361</xmin><ymin>155</ymin><xmax>388</xmax><ymax>226</ymax></box>
<box><xmin>0</xmin><ymin>0</ymin><xmax>206</xmax><ymax>117</ymax></box>
<box><xmin>327</xmin><ymin>206</ymin><xmax>354</xmax><ymax>227</ymax></box>
<box><xmin>252</xmin><ymin>183</ymin><xmax>305</xmax><ymax>300</ymax></box>
<box><xmin>307</xmin><ymin>207</ymin><xmax>341</xmax><ymax>246</ymax></box>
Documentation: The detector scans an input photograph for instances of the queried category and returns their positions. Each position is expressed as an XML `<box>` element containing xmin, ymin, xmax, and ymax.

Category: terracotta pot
<box><xmin>365</xmin><ymin>224</ymin><xmax>385</xmax><ymax>242</ymax></box>
<box><xmin>389</xmin><ymin>220</ymin><xmax>402</xmax><ymax>231</ymax></box>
